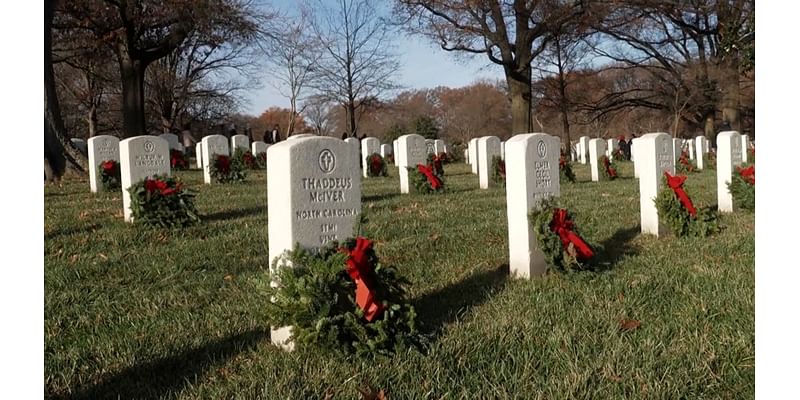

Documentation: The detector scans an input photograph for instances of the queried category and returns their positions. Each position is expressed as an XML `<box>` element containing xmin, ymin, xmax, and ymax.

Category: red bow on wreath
<box><xmin>550</xmin><ymin>209</ymin><xmax>594</xmax><ymax>261</ymax></box>
<box><xmin>417</xmin><ymin>164</ymin><xmax>442</xmax><ymax>190</ymax></box>
<box><xmin>738</xmin><ymin>165</ymin><xmax>755</xmax><ymax>185</ymax></box>
<box><xmin>602</xmin><ymin>157</ymin><xmax>617</xmax><ymax>178</ymax></box>
<box><xmin>145</xmin><ymin>178</ymin><xmax>179</xmax><ymax>196</ymax></box>
<box><xmin>370</xmin><ymin>154</ymin><xmax>382</xmax><ymax>173</ymax></box>
<box><xmin>101</xmin><ymin>160</ymin><xmax>117</xmax><ymax>174</ymax></box>
<box><xmin>664</xmin><ymin>171</ymin><xmax>696</xmax><ymax>216</ymax></box>
<box><xmin>341</xmin><ymin>237</ymin><xmax>384</xmax><ymax>322</ymax></box>
<box><xmin>216</xmin><ymin>155</ymin><xmax>231</xmax><ymax>174</ymax></box>
<box><xmin>431</xmin><ymin>154</ymin><xmax>445</xmax><ymax>175</ymax></box>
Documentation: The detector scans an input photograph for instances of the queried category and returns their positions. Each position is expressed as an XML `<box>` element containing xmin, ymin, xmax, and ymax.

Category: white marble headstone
<box><xmin>231</xmin><ymin>134</ymin><xmax>250</xmax><ymax>153</ymax></box>
<box><xmin>88</xmin><ymin>135</ymin><xmax>120</xmax><ymax>193</ymax></box>
<box><xmin>252</xmin><ymin>141</ymin><xmax>269</xmax><ymax>156</ymax></box>
<box><xmin>159</xmin><ymin>133</ymin><xmax>182</xmax><ymax>152</ymax></box>
<box><xmin>119</xmin><ymin>136</ymin><xmax>171</xmax><ymax>222</ymax></box>
<box><xmin>607</xmin><ymin>138</ymin><xmax>619</xmax><ymax>160</ymax></box>
<box><xmin>380</xmin><ymin>144</ymin><xmax>393</xmax><ymax>158</ymax></box>
<box><xmin>267</xmin><ymin>136</ymin><xmax>361</xmax><ymax>349</ymax></box>
<box><xmin>478</xmin><ymin>136</ymin><xmax>502</xmax><ymax>189</ymax></box>
<box><xmin>201</xmin><ymin>135</ymin><xmax>230</xmax><ymax>184</ymax></box>
<box><xmin>638</xmin><ymin>132</ymin><xmax>674</xmax><ymax>236</ymax></box>
<box><xmin>716</xmin><ymin>131</ymin><xmax>743</xmax><ymax>212</ymax></box>
<box><xmin>695</xmin><ymin>136</ymin><xmax>707</xmax><ymax>169</ymax></box>
<box><xmin>469</xmin><ymin>138</ymin><xmax>479</xmax><ymax>174</ymax></box>
<box><xmin>588</xmin><ymin>138</ymin><xmax>607</xmax><ymax>182</ymax></box>
<box><xmin>741</xmin><ymin>134</ymin><xmax>750</xmax><ymax>163</ymax></box>
<box><xmin>397</xmin><ymin>134</ymin><xmax>427</xmax><ymax>194</ymax></box>
<box><xmin>505</xmin><ymin>133</ymin><xmax>560</xmax><ymax>278</ymax></box>
<box><xmin>578</xmin><ymin>136</ymin><xmax>590</xmax><ymax>164</ymax></box>
<box><xmin>361</xmin><ymin>137</ymin><xmax>380</xmax><ymax>178</ymax></box>
<box><xmin>434</xmin><ymin>139</ymin><xmax>446</xmax><ymax>155</ymax></box>
<box><xmin>672</xmin><ymin>138</ymin><xmax>682</xmax><ymax>166</ymax></box>
<box><xmin>195</xmin><ymin>143</ymin><xmax>203</xmax><ymax>169</ymax></box>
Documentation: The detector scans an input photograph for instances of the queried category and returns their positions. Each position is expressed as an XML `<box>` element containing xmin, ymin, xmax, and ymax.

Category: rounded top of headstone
<box><xmin>287</xmin><ymin>134</ymin><xmax>315</xmax><ymax>141</ymax></box>
<box><xmin>638</xmin><ymin>132</ymin><xmax>670</xmax><ymax>140</ymax></box>
<box><xmin>87</xmin><ymin>135</ymin><xmax>119</xmax><ymax>144</ymax></box>
<box><xmin>717</xmin><ymin>130</ymin><xmax>741</xmax><ymax>138</ymax></box>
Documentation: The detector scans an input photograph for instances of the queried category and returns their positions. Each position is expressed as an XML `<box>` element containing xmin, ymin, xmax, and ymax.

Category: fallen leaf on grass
<box><xmin>617</xmin><ymin>292</ymin><xmax>624</xmax><ymax>302</ymax></box>
<box><xmin>357</xmin><ymin>384</ymin><xmax>387</xmax><ymax>400</ymax></box>
<box><xmin>70</xmin><ymin>254</ymin><xmax>79</xmax><ymax>264</ymax></box>
<box><xmin>322</xmin><ymin>388</ymin><xmax>336</xmax><ymax>400</ymax></box>
<box><xmin>157</xmin><ymin>232</ymin><xmax>169</xmax><ymax>243</ymax></box>
<box><xmin>619</xmin><ymin>318</ymin><xmax>641</xmax><ymax>332</ymax></box>
<box><xmin>429</xmin><ymin>233</ymin><xmax>440</xmax><ymax>241</ymax></box>
<box><xmin>224</xmin><ymin>275</ymin><xmax>234</xmax><ymax>281</ymax></box>
<box><xmin>79</xmin><ymin>211</ymin><xmax>90</xmax><ymax>219</ymax></box>
<box><xmin>607</xmin><ymin>374</ymin><xmax>623</xmax><ymax>382</ymax></box>
<box><xmin>98</xmin><ymin>253</ymin><xmax>108</xmax><ymax>261</ymax></box>
<box><xmin>601</xmin><ymin>193</ymin><xmax>610</xmax><ymax>197</ymax></box>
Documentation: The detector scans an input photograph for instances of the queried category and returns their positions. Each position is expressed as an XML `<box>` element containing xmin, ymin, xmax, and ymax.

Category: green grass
<box><xmin>44</xmin><ymin>160</ymin><xmax>754</xmax><ymax>399</ymax></box>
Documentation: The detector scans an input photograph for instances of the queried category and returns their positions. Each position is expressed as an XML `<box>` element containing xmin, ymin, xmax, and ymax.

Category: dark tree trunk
<box><xmin>119</xmin><ymin>57</ymin><xmax>149</xmax><ymax>137</ymax></box>
<box><xmin>721</xmin><ymin>56</ymin><xmax>741</xmax><ymax>134</ymax></box>
<box><xmin>506</xmin><ymin>67</ymin><xmax>533</xmax><ymax>135</ymax></box>
<box><xmin>347</xmin><ymin>100</ymin><xmax>357</xmax><ymax>137</ymax></box>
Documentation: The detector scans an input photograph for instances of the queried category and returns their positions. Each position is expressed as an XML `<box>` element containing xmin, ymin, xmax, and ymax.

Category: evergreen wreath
<box><xmin>256</xmin><ymin>152</ymin><xmax>267</xmax><ymax>169</ymax></box>
<box><xmin>529</xmin><ymin>197</ymin><xmax>595</xmax><ymax>272</ymax></box>
<box><xmin>654</xmin><ymin>171</ymin><xmax>720</xmax><ymax>237</ymax></box>
<box><xmin>559</xmin><ymin>155</ymin><xmax>576</xmax><ymax>183</ymax></box>
<box><xmin>676</xmin><ymin>150</ymin><xmax>696</xmax><ymax>173</ymax></box>
<box><xmin>491</xmin><ymin>155</ymin><xmax>505</xmax><ymax>186</ymax></box>
<box><xmin>704</xmin><ymin>151</ymin><xmax>717</xmax><ymax>170</ymax></box>
<box><xmin>727</xmin><ymin>163</ymin><xmax>755</xmax><ymax>212</ymax></box>
<box><xmin>427</xmin><ymin>153</ymin><xmax>446</xmax><ymax>176</ymax></box>
<box><xmin>238</xmin><ymin>149</ymin><xmax>259</xmax><ymax>170</ymax></box>
<box><xmin>366</xmin><ymin>153</ymin><xmax>388</xmax><ymax>177</ymax></box>
<box><xmin>611</xmin><ymin>148</ymin><xmax>627</xmax><ymax>161</ymax></box>
<box><xmin>386</xmin><ymin>154</ymin><xmax>395</xmax><ymax>165</ymax></box>
<box><xmin>128</xmin><ymin>174</ymin><xmax>200</xmax><ymax>228</ymax></box>
<box><xmin>600</xmin><ymin>155</ymin><xmax>618</xmax><ymax>180</ymax></box>
<box><xmin>170</xmin><ymin>149</ymin><xmax>189</xmax><ymax>170</ymax></box>
<box><xmin>210</xmin><ymin>152</ymin><xmax>247</xmax><ymax>183</ymax></box>
<box><xmin>409</xmin><ymin>163</ymin><xmax>445</xmax><ymax>193</ymax></box>
<box><xmin>261</xmin><ymin>237</ymin><xmax>422</xmax><ymax>356</ymax></box>
<box><xmin>98</xmin><ymin>160</ymin><xmax>121</xmax><ymax>190</ymax></box>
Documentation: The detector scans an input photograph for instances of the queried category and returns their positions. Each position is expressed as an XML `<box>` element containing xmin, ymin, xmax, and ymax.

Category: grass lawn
<box><xmin>44</xmin><ymin>160</ymin><xmax>754</xmax><ymax>399</ymax></box>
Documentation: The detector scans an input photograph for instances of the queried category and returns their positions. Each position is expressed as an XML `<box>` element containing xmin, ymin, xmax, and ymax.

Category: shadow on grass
<box><xmin>55</xmin><ymin>329</ymin><xmax>268</xmax><ymax>400</ymax></box>
<box><xmin>203</xmin><ymin>205</ymin><xmax>265</xmax><ymax>222</ymax></box>
<box><xmin>594</xmin><ymin>226</ymin><xmax>640</xmax><ymax>271</ymax></box>
<box><xmin>363</xmin><ymin>192</ymin><xmax>401</xmax><ymax>202</ymax></box>
<box><xmin>45</xmin><ymin>224</ymin><xmax>100</xmax><ymax>241</ymax></box>
<box><xmin>413</xmin><ymin>263</ymin><xmax>509</xmax><ymax>338</ymax></box>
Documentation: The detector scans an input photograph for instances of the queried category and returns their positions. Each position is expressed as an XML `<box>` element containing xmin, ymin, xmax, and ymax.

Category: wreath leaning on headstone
<box><xmin>127</xmin><ymin>174</ymin><xmax>200</xmax><ymax>228</ymax></box>
<box><xmin>409</xmin><ymin>163</ymin><xmax>445</xmax><ymax>194</ymax></box>
<box><xmin>559</xmin><ymin>155</ymin><xmax>576</xmax><ymax>183</ymax></box>
<box><xmin>676</xmin><ymin>150</ymin><xmax>696</xmax><ymax>173</ymax></box>
<box><xmin>170</xmin><ymin>149</ymin><xmax>189</xmax><ymax>170</ymax></box>
<box><xmin>491</xmin><ymin>155</ymin><xmax>505</xmax><ymax>186</ymax></box>
<box><xmin>210</xmin><ymin>151</ymin><xmax>247</xmax><ymax>183</ymax></box>
<box><xmin>727</xmin><ymin>163</ymin><xmax>755</xmax><ymax>212</ymax></box>
<box><xmin>529</xmin><ymin>197</ymin><xmax>596</xmax><ymax>272</ymax></box>
<box><xmin>367</xmin><ymin>153</ymin><xmax>388</xmax><ymax>177</ymax></box>
<box><xmin>98</xmin><ymin>160</ymin><xmax>121</xmax><ymax>190</ymax></box>
<box><xmin>260</xmin><ymin>237</ymin><xmax>423</xmax><ymax>357</ymax></box>
<box><xmin>427</xmin><ymin>153</ymin><xmax>446</xmax><ymax>176</ymax></box>
<box><xmin>654</xmin><ymin>171</ymin><xmax>720</xmax><ymax>237</ymax></box>
<box><xmin>600</xmin><ymin>155</ymin><xmax>618</xmax><ymax>180</ymax></box>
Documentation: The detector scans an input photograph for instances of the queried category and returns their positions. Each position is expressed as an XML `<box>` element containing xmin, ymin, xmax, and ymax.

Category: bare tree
<box><xmin>393</xmin><ymin>0</ymin><xmax>590</xmax><ymax>135</ymax></box>
<box><xmin>306</xmin><ymin>0</ymin><xmax>401</xmax><ymax>136</ymax></box>
<box><xmin>303</xmin><ymin>95</ymin><xmax>336</xmax><ymax>136</ymax></box>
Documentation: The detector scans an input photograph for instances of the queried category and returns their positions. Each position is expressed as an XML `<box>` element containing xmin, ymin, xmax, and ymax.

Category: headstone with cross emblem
<box><xmin>396</xmin><ymin>134</ymin><xmax>427</xmax><ymax>193</ymax></box>
<box><xmin>505</xmin><ymin>133</ymin><xmax>560</xmax><ymax>278</ymax></box>
<box><xmin>638</xmin><ymin>132</ymin><xmax>674</xmax><ymax>236</ymax></box>
<box><xmin>425</xmin><ymin>139</ymin><xmax>435</xmax><ymax>155</ymax></box>
<box><xmin>478</xmin><ymin>136</ymin><xmax>501</xmax><ymax>189</ymax></box>
<box><xmin>201</xmin><ymin>135</ymin><xmax>229</xmax><ymax>184</ymax></box>
<box><xmin>716</xmin><ymin>131</ymin><xmax>743</xmax><ymax>212</ymax></box>
<box><xmin>119</xmin><ymin>136</ymin><xmax>171</xmax><ymax>222</ymax></box>
<box><xmin>267</xmin><ymin>136</ymin><xmax>361</xmax><ymax>349</ymax></box>
<box><xmin>361</xmin><ymin>137</ymin><xmax>380</xmax><ymax>178</ymax></box>
<box><xmin>589</xmin><ymin>138</ymin><xmax>607</xmax><ymax>182</ymax></box>
<box><xmin>88</xmin><ymin>135</ymin><xmax>120</xmax><ymax>193</ymax></box>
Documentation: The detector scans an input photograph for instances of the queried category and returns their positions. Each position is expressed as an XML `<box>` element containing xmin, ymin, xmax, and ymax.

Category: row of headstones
<box><xmin>131</xmin><ymin>129</ymin><xmax>743</xmax><ymax>348</ymax></box>
<box><xmin>465</xmin><ymin>137</ymin><xmax>506</xmax><ymax>189</ymax></box>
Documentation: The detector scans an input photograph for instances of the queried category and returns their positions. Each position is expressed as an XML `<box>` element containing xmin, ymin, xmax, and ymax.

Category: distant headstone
<box><xmin>638</xmin><ymin>132</ymin><xmax>674</xmax><ymax>236</ymax></box>
<box><xmin>469</xmin><ymin>138</ymin><xmax>479</xmax><ymax>174</ymax></box>
<box><xmin>288</xmin><ymin>134</ymin><xmax>314</xmax><ymax>141</ymax></box>
<box><xmin>672</xmin><ymin>138</ymin><xmax>682</xmax><ymax>166</ymax></box>
<box><xmin>579</xmin><ymin>136</ymin><xmax>590</xmax><ymax>164</ymax></box>
<box><xmin>345</xmin><ymin>137</ymin><xmax>360</xmax><ymax>160</ymax></box>
<box><xmin>195</xmin><ymin>143</ymin><xmax>203</xmax><ymax>169</ymax></box>
<box><xmin>252</xmin><ymin>141</ymin><xmax>269</xmax><ymax>156</ymax></box>
<box><xmin>88</xmin><ymin>135</ymin><xmax>120</xmax><ymax>193</ymax></box>
<box><xmin>478</xmin><ymin>136</ymin><xmax>502</xmax><ymax>189</ymax></box>
<box><xmin>464</xmin><ymin>149</ymin><xmax>469</xmax><ymax>163</ymax></box>
<box><xmin>632</xmin><ymin>138</ymin><xmax>641</xmax><ymax>178</ymax></box>
<box><xmin>500</xmin><ymin>141</ymin><xmax>505</xmax><ymax>161</ymax></box>
<box><xmin>201</xmin><ymin>135</ymin><xmax>229</xmax><ymax>184</ymax></box>
<box><xmin>396</xmin><ymin>134</ymin><xmax>426</xmax><ymax>194</ymax></box>
<box><xmin>380</xmin><ymin>144</ymin><xmax>393</xmax><ymax>158</ymax></box>
<box><xmin>70</xmin><ymin>138</ymin><xmax>88</xmax><ymax>157</ymax></box>
<box><xmin>505</xmin><ymin>133</ymin><xmax>560</xmax><ymax>278</ymax></box>
<box><xmin>716</xmin><ymin>131</ymin><xmax>743</xmax><ymax>212</ymax></box>
<box><xmin>687</xmin><ymin>139</ymin><xmax>695</xmax><ymax>160</ymax></box>
<box><xmin>159</xmin><ymin>133</ymin><xmax>182</xmax><ymax>152</ymax></box>
<box><xmin>231</xmin><ymin>134</ymin><xmax>250</xmax><ymax>153</ymax></box>
<box><xmin>607</xmin><ymin>138</ymin><xmax>619</xmax><ymax>160</ymax></box>
<box><xmin>588</xmin><ymin>138</ymin><xmax>607</xmax><ymax>182</ymax></box>
<box><xmin>434</xmin><ymin>139</ymin><xmax>446</xmax><ymax>154</ymax></box>
<box><xmin>425</xmin><ymin>139</ymin><xmax>435</xmax><ymax>155</ymax></box>
<box><xmin>119</xmin><ymin>136</ymin><xmax>170</xmax><ymax>222</ymax></box>
<box><xmin>361</xmin><ymin>137</ymin><xmax>380</xmax><ymax>178</ymax></box>
<box><xmin>741</xmin><ymin>134</ymin><xmax>750</xmax><ymax>163</ymax></box>
<box><xmin>267</xmin><ymin>136</ymin><xmax>362</xmax><ymax>349</ymax></box>
<box><xmin>695</xmin><ymin>136</ymin><xmax>707</xmax><ymax>169</ymax></box>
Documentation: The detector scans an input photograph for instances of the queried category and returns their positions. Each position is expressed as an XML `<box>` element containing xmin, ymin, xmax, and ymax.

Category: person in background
<box><xmin>270</xmin><ymin>124</ymin><xmax>281</xmax><ymax>144</ymax></box>
<box><xmin>181</xmin><ymin>124</ymin><xmax>197</xmax><ymax>158</ymax></box>
<box><xmin>617</xmin><ymin>135</ymin><xmax>629</xmax><ymax>160</ymax></box>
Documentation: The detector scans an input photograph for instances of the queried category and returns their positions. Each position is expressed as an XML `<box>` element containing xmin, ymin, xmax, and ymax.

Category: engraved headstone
<box><xmin>201</xmin><ymin>135</ymin><xmax>230</xmax><ymax>184</ymax></box>
<box><xmin>397</xmin><ymin>134</ymin><xmax>427</xmax><ymax>193</ymax></box>
<box><xmin>252</xmin><ymin>141</ymin><xmax>269</xmax><ymax>157</ymax></box>
<box><xmin>88</xmin><ymin>135</ymin><xmax>120</xmax><ymax>193</ymax></box>
<box><xmin>638</xmin><ymin>132</ymin><xmax>675</xmax><ymax>236</ymax></box>
<box><xmin>119</xmin><ymin>136</ymin><xmax>170</xmax><ymax>222</ymax></box>
<box><xmin>505</xmin><ymin>133</ymin><xmax>560</xmax><ymax>278</ymax></box>
<box><xmin>589</xmin><ymin>138</ymin><xmax>607</xmax><ymax>182</ymax></box>
<box><xmin>695</xmin><ymin>136</ymin><xmax>706</xmax><ymax>170</ymax></box>
<box><xmin>361</xmin><ymin>137</ymin><xmax>380</xmax><ymax>178</ymax></box>
<box><xmin>267</xmin><ymin>136</ymin><xmax>362</xmax><ymax>349</ymax></box>
<box><xmin>231</xmin><ymin>134</ymin><xmax>250</xmax><ymax>153</ymax></box>
<box><xmin>500</xmin><ymin>141</ymin><xmax>505</xmax><ymax>160</ymax></box>
<box><xmin>717</xmin><ymin>131</ymin><xmax>743</xmax><ymax>212</ymax></box>
<box><xmin>478</xmin><ymin>136</ymin><xmax>502</xmax><ymax>189</ymax></box>
<box><xmin>425</xmin><ymin>139</ymin><xmax>435</xmax><ymax>155</ymax></box>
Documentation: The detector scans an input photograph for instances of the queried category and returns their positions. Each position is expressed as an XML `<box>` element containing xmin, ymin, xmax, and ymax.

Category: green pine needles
<box><xmin>128</xmin><ymin>175</ymin><xmax>200</xmax><ymax>228</ymax></box>
<box><xmin>727</xmin><ymin>164</ymin><xmax>755</xmax><ymax>212</ymax></box>
<box><xmin>654</xmin><ymin>175</ymin><xmax>720</xmax><ymax>237</ymax></box>
<box><xmin>261</xmin><ymin>239</ymin><xmax>423</xmax><ymax>357</ymax></box>
<box><xmin>529</xmin><ymin>198</ymin><xmax>595</xmax><ymax>272</ymax></box>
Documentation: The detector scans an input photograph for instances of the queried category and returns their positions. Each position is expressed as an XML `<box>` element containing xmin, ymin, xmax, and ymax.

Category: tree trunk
<box><xmin>720</xmin><ymin>56</ymin><xmax>741</xmax><ymax>133</ymax></box>
<box><xmin>506</xmin><ymin>68</ymin><xmax>533</xmax><ymax>135</ymax></box>
<box><xmin>88</xmin><ymin>103</ymin><xmax>98</xmax><ymax>137</ymax></box>
<box><xmin>347</xmin><ymin>100</ymin><xmax>357</xmax><ymax>136</ymax></box>
<box><xmin>45</xmin><ymin>0</ymin><xmax>85</xmax><ymax>181</ymax></box>
<box><xmin>119</xmin><ymin>57</ymin><xmax>149</xmax><ymax>137</ymax></box>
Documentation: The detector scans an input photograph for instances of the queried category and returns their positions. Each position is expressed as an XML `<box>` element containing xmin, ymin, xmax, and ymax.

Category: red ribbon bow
<box><xmin>417</xmin><ymin>164</ymin><xmax>442</xmax><ymax>190</ymax></box>
<box><xmin>145</xmin><ymin>178</ymin><xmax>179</xmax><ymax>196</ymax></box>
<box><xmin>341</xmin><ymin>237</ymin><xmax>384</xmax><ymax>322</ymax></box>
<box><xmin>738</xmin><ymin>165</ymin><xmax>755</xmax><ymax>185</ymax></box>
<box><xmin>101</xmin><ymin>160</ymin><xmax>117</xmax><ymax>173</ymax></box>
<box><xmin>664</xmin><ymin>171</ymin><xmax>696</xmax><ymax>216</ymax></box>
<box><xmin>216</xmin><ymin>155</ymin><xmax>231</xmax><ymax>174</ymax></box>
<box><xmin>549</xmin><ymin>209</ymin><xmax>594</xmax><ymax>261</ymax></box>
<box><xmin>370</xmin><ymin>155</ymin><xmax>382</xmax><ymax>174</ymax></box>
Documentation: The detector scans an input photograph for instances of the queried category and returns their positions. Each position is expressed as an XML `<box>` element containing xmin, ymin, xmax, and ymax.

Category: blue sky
<box><xmin>242</xmin><ymin>0</ymin><xmax>505</xmax><ymax>115</ymax></box>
